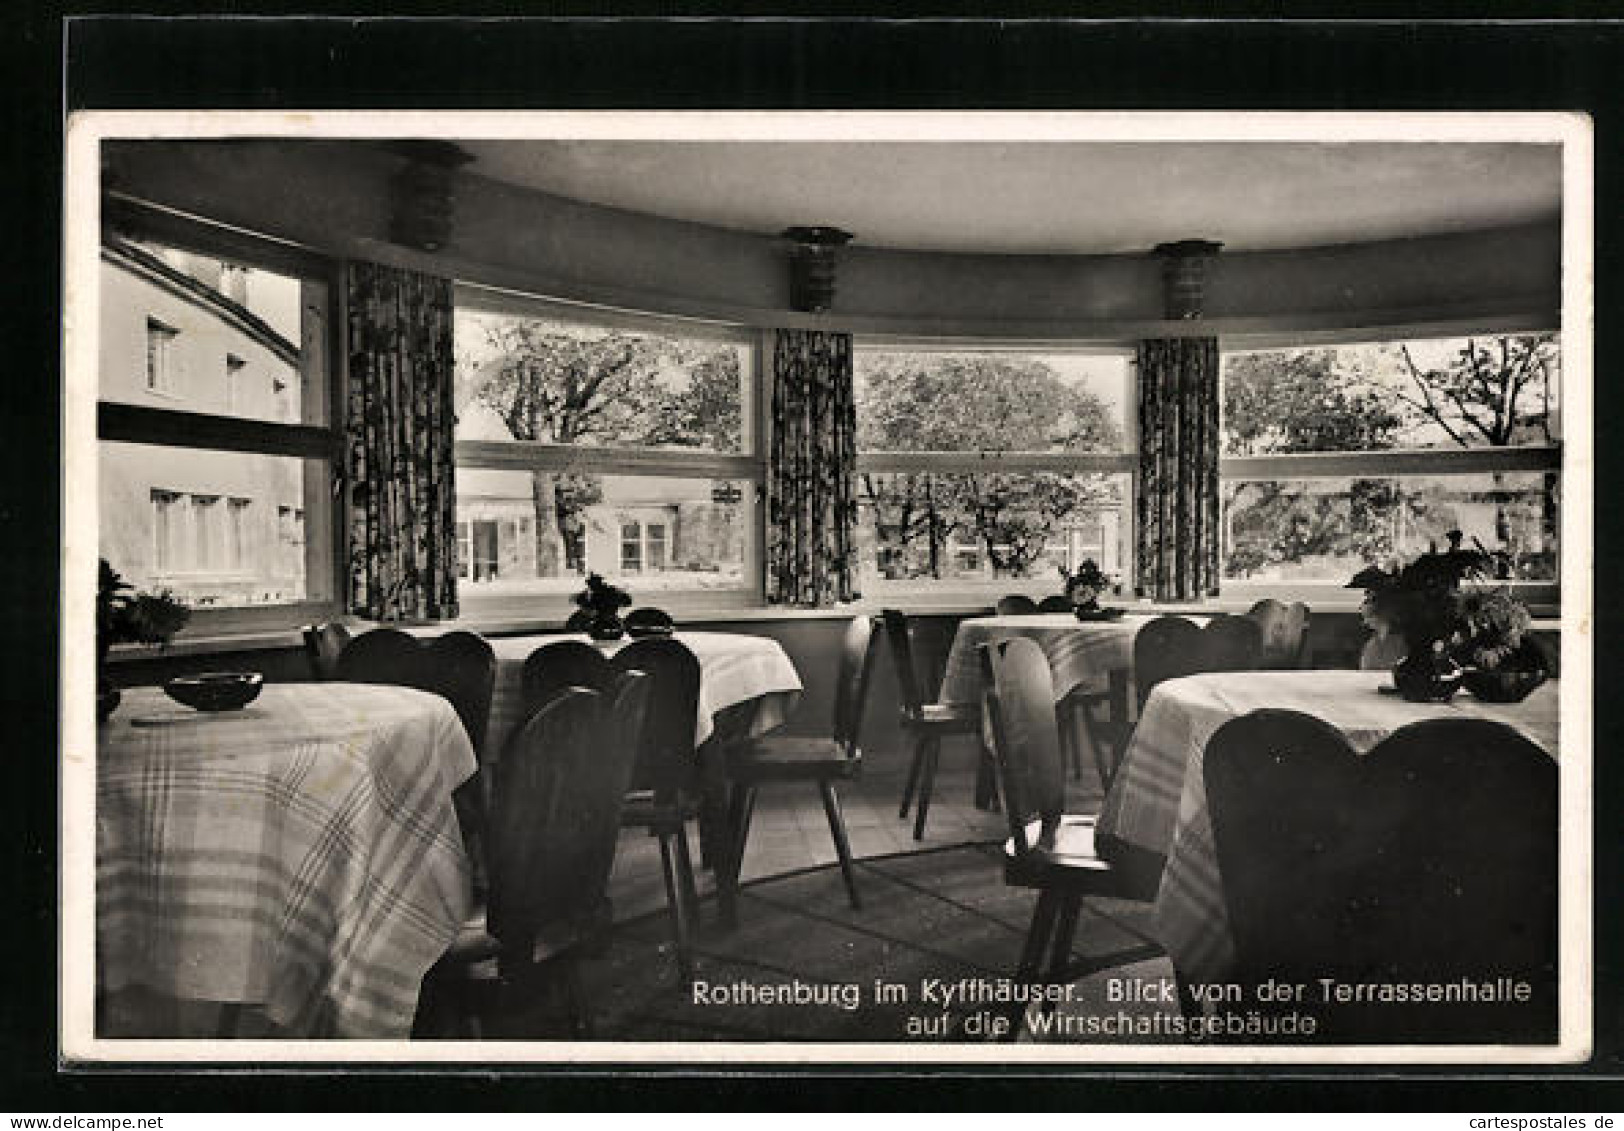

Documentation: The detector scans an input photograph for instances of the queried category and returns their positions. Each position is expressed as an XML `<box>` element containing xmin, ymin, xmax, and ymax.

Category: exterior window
<box><xmin>620</xmin><ymin>522</ymin><xmax>643</xmax><ymax>573</ymax></box>
<box><xmin>646</xmin><ymin>522</ymin><xmax>668</xmax><ymax>571</ymax></box>
<box><xmin>145</xmin><ymin>318</ymin><xmax>177</xmax><ymax>393</ymax></box>
<box><xmin>225</xmin><ymin>353</ymin><xmax>246</xmax><ymax>412</ymax></box>
<box><xmin>1220</xmin><ymin>334</ymin><xmax>1561</xmax><ymax>592</ymax></box>
<box><xmin>452</xmin><ymin>286</ymin><xmax>757</xmax><ymax>613</ymax></box>
<box><xmin>227</xmin><ymin>497</ymin><xmax>252</xmax><ymax>570</ymax></box>
<box><xmin>151</xmin><ymin>490</ymin><xmax>181</xmax><ymax>572</ymax></box>
<box><xmin>99</xmin><ymin>223</ymin><xmax>335</xmax><ymax>618</ymax></box>
<box><xmin>854</xmin><ymin>347</ymin><xmax>1135</xmax><ymax>597</ymax></box>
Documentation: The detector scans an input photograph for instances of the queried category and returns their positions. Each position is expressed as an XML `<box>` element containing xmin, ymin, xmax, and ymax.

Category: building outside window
<box><xmin>853</xmin><ymin>345</ymin><xmax>1135</xmax><ymax>599</ymax></box>
<box><xmin>620</xmin><ymin>521</ymin><xmax>643</xmax><ymax>573</ymax></box>
<box><xmin>452</xmin><ymin>285</ymin><xmax>758</xmax><ymax>615</ymax></box>
<box><xmin>99</xmin><ymin>214</ymin><xmax>337</xmax><ymax>623</ymax></box>
<box><xmin>145</xmin><ymin>318</ymin><xmax>178</xmax><ymax>393</ymax></box>
<box><xmin>1219</xmin><ymin>333</ymin><xmax>1561</xmax><ymax>602</ymax></box>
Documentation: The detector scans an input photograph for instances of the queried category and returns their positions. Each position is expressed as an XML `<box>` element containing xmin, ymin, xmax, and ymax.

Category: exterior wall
<box><xmin>98</xmin><ymin>249</ymin><xmax>310</xmax><ymax>607</ymax></box>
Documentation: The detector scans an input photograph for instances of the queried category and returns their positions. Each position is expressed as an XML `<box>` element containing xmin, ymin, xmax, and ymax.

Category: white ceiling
<box><xmin>458</xmin><ymin>140</ymin><xmax>1562</xmax><ymax>256</ymax></box>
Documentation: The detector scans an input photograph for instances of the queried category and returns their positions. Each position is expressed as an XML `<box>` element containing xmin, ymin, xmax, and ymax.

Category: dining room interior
<box><xmin>75</xmin><ymin>116</ymin><xmax>1583</xmax><ymax>1055</ymax></box>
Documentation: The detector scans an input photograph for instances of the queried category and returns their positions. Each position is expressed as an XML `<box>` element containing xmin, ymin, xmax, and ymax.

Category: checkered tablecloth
<box><xmin>1096</xmin><ymin>670</ymin><xmax>1561</xmax><ymax>983</ymax></box>
<box><xmin>481</xmin><ymin>631</ymin><xmax>804</xmax><ymax>757</ymax></box>
<box><xmin>97</xmin><ymin>682</ymin><xmax>477</xmax><ymax>1038</ymax></box>
<box><xmin>939</xmin><ymin>613</ymin><xmax>1163</xmax><ymax>706</ymax></box>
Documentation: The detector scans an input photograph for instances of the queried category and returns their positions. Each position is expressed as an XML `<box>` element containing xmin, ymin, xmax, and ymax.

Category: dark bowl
<box><xmin>1462</xmin><ymin>666</ymin><xmax>1547</xmax><ymax>703</ymax></box>
<box><xmin>1074</xmin><ymin>606</ymin><xmax>1125</xmax><ymax>622</ymax></box>
<box><xmin>164</xmin><ymin>671</ymin><xmax>264</xmax><ymax>712</ymax></box>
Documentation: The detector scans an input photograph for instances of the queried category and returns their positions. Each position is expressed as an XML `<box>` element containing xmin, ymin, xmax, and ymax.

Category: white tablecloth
<box><xmin>481</xmin><ymin>631</ymin><xmax>803</xmax><ymax>756</ymax></box>
<box><xmin>97</xmin><ymin>682</ymin><xmax>476</xmax><ymax>1038</ymax></box>
<box><xmin>939</xmin><ymin>613</ymin><xmax>1168</xmax><ymax>706</ymax></box>
<box><xmin>1096</xmin><ymin>669</ymin><xmax>1560</xmax><ymax>983</ymax></box>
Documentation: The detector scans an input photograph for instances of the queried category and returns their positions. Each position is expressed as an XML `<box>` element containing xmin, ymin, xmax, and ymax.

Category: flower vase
<box><xmin>1392</xmin><ymin>649</ymin><xmax>1464</xmax><ymax>703</ymax></box>
<box><xmin>588</xmin><ymin>613</ymin><xmax>625</xmax><ymax>642</ymax></box>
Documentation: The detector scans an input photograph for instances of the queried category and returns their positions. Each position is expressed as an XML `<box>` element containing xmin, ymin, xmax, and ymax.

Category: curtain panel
<box><xmin>765</xmin><ymin>329</ymin><xmax>860</xmax><ymax>606</ymax></box>
<box><xmin>1136</xmin><ymin>337</ymin><xmax>1221</xmax><ymax>602</ymax></box>
<box><xmin>345</xmin><ymin>261</ymin><xmax>460</xmax><ymax>621</ymax></box>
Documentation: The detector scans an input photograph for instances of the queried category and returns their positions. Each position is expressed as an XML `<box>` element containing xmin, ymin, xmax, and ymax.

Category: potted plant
<box><xmin>1058</xmin><ymin>559</ymin><xmax>1113</xmax><ymax>612</ymax></box>
<box><xmin>97</xmin><ymin>559</ymin><xmax>190</xmax><ymax>720</ymax></box>
<box><xmin>572</xmin><ymin>573</ymin><xmax>633</xmax><ymax>641</ymax></box>
<box><xmin>1450</xmin><ymin>586</ymin><xmax>1548</xmax><ymax>702</ymax></box>
<box><xmin>1348</xmin><ymin>532</ymin><xmax>1539</xmax><ymax>702</ymax></box>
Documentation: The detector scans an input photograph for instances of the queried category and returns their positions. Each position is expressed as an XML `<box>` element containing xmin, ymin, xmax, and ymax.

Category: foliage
<box><xmin>1059</xmin><ymin>558</ymin><xmax>1112</xmax><ymax>606</ymax></box>
<box><xmin>1223</xmin><ymin>335</ymin><xmax>1558</xmax><ymax>581</ymax></box>
<box><xmin>1452</xmin><ymin>587</ymin><xmax>1533</xmax><ymax>670</ymax></box>
<box><xmin>460</xmin><ymin>318</ymin><xmax>742</xmax><ymax>576</ymax></box>
<box><xmin>573</xmin><ymin>572</ymin><xmax>632</xmax><ymax>617</ymax></box>
<box><xmin>98</xmin><ymin>559</ymin><xmax>190</xmax><ymax>647</ymax></box>
<box><xmin>857</xmin><ymin>354</ymin><xmax>1124</xmax><ymax>579</ymax></box>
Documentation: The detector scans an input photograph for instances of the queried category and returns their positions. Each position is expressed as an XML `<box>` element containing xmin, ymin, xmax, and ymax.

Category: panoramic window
<box><xmin>98</xmin><ymin>221</ymin><xmax>336</xmax><ymax>620</ymax></box>
<box><xmin>1220</xmin><ymin>334</ymin><xmax>1561</xmax><ymax>589</ymax></box>
<box><xmin>453</xmin><ymin>287</ymin><xmax>758</xmax><ymax>611</ymax></box>
<box><xmin>853</xmin><ymin>347</ymin><xmax>1135</xmax><ymax>597</ymax></box>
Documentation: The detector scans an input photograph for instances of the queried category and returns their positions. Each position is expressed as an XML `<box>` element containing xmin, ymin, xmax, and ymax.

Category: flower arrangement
<box><xmin>97</xmin><ymin>559</ymin><xmax>190</xmax><ymax>721</ymax></box>
<box><xmin>573</xmin><ymin>573</ymin><xmax>632</xmax><ymax>640</ymax></box>
<box><xmin>98</xmin><ymin>559</ymin><xmax>190</xmax><ymax>648</ymax></box>
<box><xmin>1347</xmin><ymin>532</ymin><xmax>1544</xmax><ymax>701</ymax></box>
<box><xmin>1058</xmin><ymin>559</ymin><xmax>1113</xmax><ymax>610</ymax></box>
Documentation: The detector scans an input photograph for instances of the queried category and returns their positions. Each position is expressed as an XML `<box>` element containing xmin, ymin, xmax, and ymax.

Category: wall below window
<box><xmin>107</xmin><ymin>612</ymin><xmax>1561</xmax><ymax>773</ymax></box>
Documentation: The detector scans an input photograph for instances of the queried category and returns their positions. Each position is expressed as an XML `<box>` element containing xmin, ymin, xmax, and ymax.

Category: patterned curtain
<box><xmin>765</xmin><ymin>329</ymin><xmax>860</xmax><ymax>606</ymax></box>
<box><xmin>345</xmin><ymin>261</ymin><xmax>459</xmax><ymax>621</ymax></box>
<box><xmin>1136</xmin><ymin>337</ymin><xmax>1221</xmax><ymax>602</ymax></box>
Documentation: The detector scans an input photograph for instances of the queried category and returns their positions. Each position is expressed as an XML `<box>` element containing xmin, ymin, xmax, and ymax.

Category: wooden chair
<box><xmin>301</xmin><ymin>621</ymin><xmax>351</xmax><ymax>681</ymax></box>
<box><xmin>1037</xmin><ymin>594</ymin><xmax>1074</xmax><ymax>613</ymax></box>
<box><xmin>881</xmin><ymin>609</ymin><xmax>981</xmax><ymax>841</ymax></box>
<box><xmin>414</xmin><ymin>675</ymin><xmax>651</xmax><ymax>1038</ymax></box>
<box><xmin>1196</xmin><ymin>613</ymin><xmax>1264</xmax><ymax>673</ymax></box>
<box><xmin>722</xmin><ymin>616</ymin><xmax>879</xmax><ymax>918</ymax></box>
<box><xmin>612</xmin><ymin>638</ymin><xmax>705</xmax><ymax>979</ymax></box>
<box><xmin>335</xmin><ymin>629</ymin><xmax>498</xmax><ymax>866</ymax></box>
<box><xmin>996</xmin><ymin>594</ymin><xmax>1040</xmax><ymax>616</ymax></box>
<box><xmin>1072</xmin><ymin>614</ymin><xmax>1200</xmax><ymax>792</ymax></box>
<box><xmin>978</xmin><ymin>637</ymin><xmax>1161</xmax><ymax>1037</ymax></box>
<box><xmin>1132</xmin><ymin>614</ymin><xmax>1203</xmax><ymax>710</ymax></box>
<box><xmin>1245</xmin><ymin>599</ymin><xmax>1312</xmax><ymax>669</ymax></box>
<box><xmin>521</xmin><ymin>637</ymin><xmax>708</xmax><ymax>978</ymax></box>
<box><xmin>1205</xmin><ymin>712</ymin><xmax>1556</xmax><ymax>1042</ymax></box>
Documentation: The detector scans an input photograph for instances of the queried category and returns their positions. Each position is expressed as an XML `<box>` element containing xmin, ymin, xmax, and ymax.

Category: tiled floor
<box><xmin>606</xmin><ymin>734</ymin><xmax>1110</xmax><ymax>925</ymax></box>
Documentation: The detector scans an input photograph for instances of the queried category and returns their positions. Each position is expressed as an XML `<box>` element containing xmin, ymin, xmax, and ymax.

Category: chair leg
<box><xmin>1057</xmin><ymin>699</ymin><xmax>1082</xmax><ymax>782</ymax></box>
<box><xmin>674</xmin><ymin>822</ymin><xmax>700</xmax><ymax>913</ymax></box>
<box><xmin>1004</xmin><ymin>889</ymin><xmax>1061</xmax><ymax>1042</ymax></box>
<box><xmin>658</xmin><ymin>832</ymin><xmax>695</xmax><ymax>982</ymax></box>
<box><xmin>1045</xmin><ymin>893</ymin><xmax>1083</xmax><ymax>982</ymax></box>
<box><xmin>818</xmin><ymin>780</ymin><xmax>862</xmax><ymax>911</ymax></box>
<box><xmin>718</xmin><ymin>783</ymin><xmax>756</xmax><ymax>928</ymax></box>
<box><xmin>911</xmin><ymin>736</ymin><xmax>941</xmax><ymax>841</ymax></box>
<box><xmin>898</xmin><ymin>731</ymin><xmax>926</xmax><ymax>818</ymax></box>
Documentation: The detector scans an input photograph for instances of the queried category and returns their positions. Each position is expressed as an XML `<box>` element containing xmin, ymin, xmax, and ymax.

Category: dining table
<box><xmin>474</xmin><ymin>630</ymin><xmax>804</xmax><ymax>760</ymax></box>
<box><xmin>96</xmin><ymin>681</ymin><xmax>477</xmax><ymax>1039</ymax></box>
<box><xmin>1095</xmin><ymin>668</ymin><xmax>1561</xmax><ymax>985</ymax></box>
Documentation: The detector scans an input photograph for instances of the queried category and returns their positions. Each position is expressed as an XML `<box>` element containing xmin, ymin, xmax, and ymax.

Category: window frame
<box><xmin>98</xmin><ymin>201</ymin><xmax>345</xmax><ymax>638</ymax></box>
<box><xmin>852</xmin><ymin>337</ymin><xmax>1140</xmax><ymax>602</ymax></box>
<box><xmin>452</xmin><ymin>282</ymin><xmax>765</xmax><ymax>620</ymax></box>
<box><xmin>1217</xmin><ymin>331</ymin><xmax>1563</xmax><ymax>611</ymax></box>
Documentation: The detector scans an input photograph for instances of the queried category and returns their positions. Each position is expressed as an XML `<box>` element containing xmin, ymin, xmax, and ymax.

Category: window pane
<box><xmin>1223</xmin><ymin>472</ymin><xmax>1559</xmax><ymax>583</ymax></box>
<box><xmin>102</xmin><ymin>236</ymin><xmax>325</xmax><ymax>425</ymax></box>
<box><xmin>855</xmin><ymin>350</ymin><xmax>1131</xmax><ymax>454</ymax></box>
<box><xmin>455</xmin><ymin>473</ymin><xmax>749</xmax><ymax>600</ymax></box>
<box><xmin>101</xmin><ymin>442</ymin><xmax>329</xmax><ymax>608</ymax></box>
<box><xmin>454</xmin><ymin>308</ymin><xmax>746</xmax><ymax>453</ymax></box>
<box><xmin>1222</xmin><ymin>335</ymin><xmax>1560</xmax><ymax>456</ymax></box>
<box><xmin>856</xmin><ymin>471</ymin><xmax>1130</xmax><ymax>593</ymax></box>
